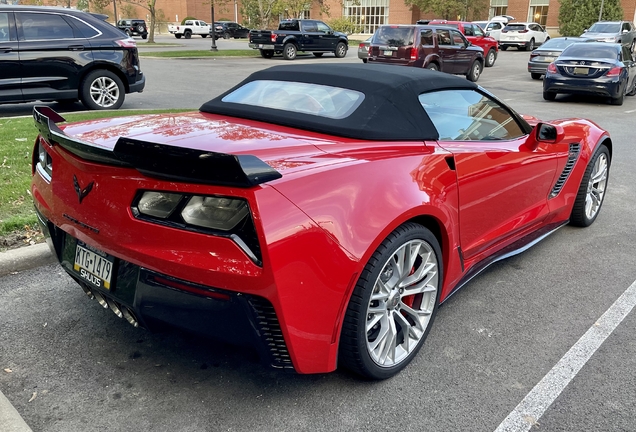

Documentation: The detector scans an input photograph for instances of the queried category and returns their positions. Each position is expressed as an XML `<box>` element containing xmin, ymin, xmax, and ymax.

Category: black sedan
<box><xmin>543</xmin><ymin>42</ymin><xmax>636</xmax><ymax>105</ymax></box>
<box><xmin>528</xmin><ymin>37</ymin><xmax>590</xmax><ymax>79</ymax></box>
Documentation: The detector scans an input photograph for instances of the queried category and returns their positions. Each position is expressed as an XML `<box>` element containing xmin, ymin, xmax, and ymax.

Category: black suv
<box><xmin>117</xmin><ymin>18</ymin><xmax>148</xmax><ymax>39</ymax></box>
<box><xmin>213</xmin><ymin>21</ymin><xmax>250</xmax><ymax>39</ymax></box>
<box><xmin>0</xmin><ymin>5</ymin><xmax>145</xmax><ymax>110</ymax></box>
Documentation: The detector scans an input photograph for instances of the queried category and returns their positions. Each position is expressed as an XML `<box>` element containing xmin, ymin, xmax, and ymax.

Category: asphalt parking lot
<box><xmin>1</xmin><ymin>37</ymin><xmax>636</xmax><ymax>431</ymax></box>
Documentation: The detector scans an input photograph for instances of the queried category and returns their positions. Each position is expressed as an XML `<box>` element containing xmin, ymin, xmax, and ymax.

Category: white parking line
<box><xmin>624</xmin><ymin>109</ymin><xmax>636</xmax><ymax>113</ymax></box>
<box><xmin>494</xmin><ymin>279</ymin><xmax>636</xmax><ymax>432</ymax></box>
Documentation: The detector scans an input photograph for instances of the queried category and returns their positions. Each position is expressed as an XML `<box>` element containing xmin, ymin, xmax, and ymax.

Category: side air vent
<box><xmin>550</xmin><ymin>143</ymin><xmax>580</xmax><ymax>199</ymax></box>
<box><xmin>248</xmin><ymin>296</ymin><xmax>294</xmax><ymax>369</ymax></box>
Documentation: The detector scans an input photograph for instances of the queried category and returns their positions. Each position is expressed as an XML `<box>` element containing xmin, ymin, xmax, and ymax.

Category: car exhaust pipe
<box><xmin>106</xmin><ymin>298</ymin><xmax>123</xmax><ymax>318</ymax></box>
<box><xmin>92</xmin><ymin>290</ymin><xmax>109</xmax><ymax>309</ymax></box>
<box><xmin>121</xmin><ymin>307</ymin><xmax>139</xmax><ymax>328</ymax></box>
<box><xmin>80</xmin><ymin>283</ymin><xmax>94</xmax><ymax>299</ymax></box>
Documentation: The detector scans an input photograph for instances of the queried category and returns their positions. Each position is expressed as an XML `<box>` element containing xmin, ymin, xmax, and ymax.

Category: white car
<box><xmin>474</xmin><ymin>20</ymin><xmax>506</xmax><ymax>43</ymax></box>
<box><xmin>500</xmin><ymin>22</ymin><xmax>549</xmax><ymax>51</ymax></box>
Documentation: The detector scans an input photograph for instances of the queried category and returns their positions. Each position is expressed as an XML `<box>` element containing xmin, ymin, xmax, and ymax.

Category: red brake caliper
<box><xmin>402</xmin><ymin>266</ymin><xmax>416</xmax><ymax>308</ymax></box>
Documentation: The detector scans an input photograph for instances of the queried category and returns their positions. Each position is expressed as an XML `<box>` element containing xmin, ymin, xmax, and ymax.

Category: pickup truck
<box><xmin>168</xmin><ymin>20</ymin><xmax>210</xmax><ymax>39</ymax></box>
<box><xmin>248</xmin><ymin>19</ymin><xmax>348</xmax><ymax>60</ymax></box>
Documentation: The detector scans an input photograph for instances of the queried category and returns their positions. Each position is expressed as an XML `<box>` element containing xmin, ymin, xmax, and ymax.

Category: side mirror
<box><xmin>486</xmin><ymin>31</ymin><xmax>491</xmax><ymax>37</ymax></box>
<box><xmin>536</xmin><ymin>123</ymin><xmax>564</xmax><ymax>143</ymax></box>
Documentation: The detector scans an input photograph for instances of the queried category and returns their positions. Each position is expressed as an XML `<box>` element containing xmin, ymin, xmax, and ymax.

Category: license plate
<box><xmin>74</xmin><ymin>241</ymin><xmax>114</xmax><ymax>290</ymax></box>
<box><xmin>541</xmin><ymin>56</ymin><xmax>555</xmax><ymax>62</ymax></box>
<box><xmin>259</xmin><ymin>44</ymin><xmax>274</xmax><ymax>49</ymax></box>
<box><xmin>573</xmin><ymin>67</ymin><xmax>588</xmax><ymax>75</ymax></box>
<box><xmin>383</xmin><ymin>50</ymin><xmax>393</xmax><ymax>56</ymax></box>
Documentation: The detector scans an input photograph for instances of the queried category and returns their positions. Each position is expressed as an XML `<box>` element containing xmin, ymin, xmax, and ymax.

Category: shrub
<box><xmin>181</xmin><ymin>16</ymin><xmax>197</xmax><ymax>24</ymax></box>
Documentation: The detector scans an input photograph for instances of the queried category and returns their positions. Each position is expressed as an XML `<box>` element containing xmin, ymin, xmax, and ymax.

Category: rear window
<box><xmin>221</xmin><ymin>80</ymin><xmax>365</xmax><ymax>119</ymax></box>
<box><xmin>373</xmin><ymin>26</ymin><xmax>415</xmax><ymax>46</ymax></box>
<box><xmin>541</xmin><ymin>38</ymin><xmax>584</xmax><ymax>49</ymax></box>
<box><xmin>588</xmin><ymin>22</ymin><xmax>621</xmax><ymax>33</ymax></box>
<box><xmin>504</xmin><ymin>24</ymin><xmax>527</xmax><ymax>31</ymax></box>
<box><xmin>561</xmin><ymin>44</ymin><xmax>619</xmax><ymax>59</ymax></box>
<box><xmin>279</xmin><ymin>21</ymin><xmax>300</xmax><ymax>31</ymax></box>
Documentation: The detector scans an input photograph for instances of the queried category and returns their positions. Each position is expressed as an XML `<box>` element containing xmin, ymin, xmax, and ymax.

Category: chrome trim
<box><xmin>230</xmin><ymin>234</ymin><xmax>260</xmax><ymax>265</ymax></box>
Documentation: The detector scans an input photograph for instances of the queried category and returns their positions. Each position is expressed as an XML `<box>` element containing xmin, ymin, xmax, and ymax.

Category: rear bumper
<box><xmin>528</xmin><ymin>61</ymin><xmax>549</xmax><ymax>74</ymax></box>
<box><xmin>543</xmin><ymin>75</ymin><xmax>623</xmax><ymax>97</ymax></box>
<box><xmin>500</xmin><ymin>41</ymin><xmax>531</xmax><ymax>48</ymax></box>
<box><xmin>128</xmin><ymin>73</ymin><xmax>145</xmax><ymax>94</ymax></box>
<box><xmin>36</xmin><ymin>207</ymin><xmax>294</xmax><ymax>371</ymax></box>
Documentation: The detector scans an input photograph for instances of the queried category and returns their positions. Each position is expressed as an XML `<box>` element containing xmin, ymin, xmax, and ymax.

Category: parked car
<box><xmin>473</xmin><ymin>20</ymin><xmax>505</xmax><ymax>44</ymax></box>
<box><xmin>32</xmin><ymin>63</ymin><xmax>611</xmax><ymax>379</ymax></box>
<box><xmin>249</xmin><ymin>19</ymin><xmax>348</xmax><ymax>60</ymax></box>
<box><xmin>368</xmin><ymin>24</ymin><xmax>485</xmax><ymax>81</ymax></box>
<box><xmin>500</xmin><ymin>22</ymin><xmax>549</xmax><ymax>51</ymax></box>
<box><xmin>581</xmin><ymin>21</ymin><xmax>636</xmax><ymax>51</ymax></box>
<box><xmin>543</xmin><ymin>42</ymin><xmax>636</xmax><ymax>105</ymax></box>
<box><xmin>528</xmin><ymin>37</ymin><xmax>591</xmax><ymax>79</ymax></box>
<box><xmin>0</xmin><ymin>5</ymin><xmax>145</xmax><ymax>110</ymax></box>
<box><xmin>116</xmin><ymin>18</ymin><xmax>148</xmax><ymax>39</ymax></box>
<box><xmin>358</xmin><ymin>36</ymin><xmax>371</xmax><ymax>62</ymax></box>
<box><xmin>429</xmin><ymin>20</ymin><xmax>499</xmax><ymax>67</ymax></box>
<box><xmin>213</xmin><ymin>21</ymin><xmax>250</xmax><ymax>39</ymax></box>
<box><xmin>168</xmin><ymin>20</ymin><xmax>210</xmax><ymax>39</ymax></box>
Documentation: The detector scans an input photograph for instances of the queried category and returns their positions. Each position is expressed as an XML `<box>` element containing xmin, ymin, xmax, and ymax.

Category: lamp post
<box><xmin>210</xmin><ymin>3</ymin><xmax>218</xmax><ymax>51</ymax></box>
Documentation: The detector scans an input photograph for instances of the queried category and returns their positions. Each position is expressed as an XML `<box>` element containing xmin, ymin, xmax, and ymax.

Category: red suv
<box><xmin>429</xmin><ymin>20</ymin><xmax>499</xmax><ymax>67</ymax></box>
<box><xmin>368</xmin><ymin>25</ymin><xmax>485</xmax><ymax>82</ymax></box>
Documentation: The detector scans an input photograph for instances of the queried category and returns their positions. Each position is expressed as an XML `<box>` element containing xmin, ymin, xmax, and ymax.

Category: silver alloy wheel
<box><xmin>365</xmin><ymin>239</ymin><xmax>439</xmax><ymax>367</ymax></box>
<box><xmin>337</xmin><ymin>43</ymin><xmax>347</xmax><ymax>57</ymax></box>
<box><xmin>487</xmin><ymin>50</ymin><xmax>495</xmax><ymax>66</ymax></box>
<box><xmin>284</xmin><ymin>44</ymin><xmax>296</xmax><ymax>59</ymax></box>
<box><xmin>89</xmin><ymin>76</ymin><xmax>120</xmax><ymax>108</ymax></box>
<box><xmin>471</xmin><ymin>62</ymin><xmax>481</xmax><ymax>80</ymax></box>
<box><xmin>585</xmin><ymin>152</ymin><xmax>608</xmax><ymax>220</ymax></box>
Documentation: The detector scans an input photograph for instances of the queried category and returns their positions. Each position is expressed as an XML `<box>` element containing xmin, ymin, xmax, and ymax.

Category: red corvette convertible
<box><xmin>31</xmin><ymin>64</ymin><xmax>610</xmax><ymax>379</ymax></box>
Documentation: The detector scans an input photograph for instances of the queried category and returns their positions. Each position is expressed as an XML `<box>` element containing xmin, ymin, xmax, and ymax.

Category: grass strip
<box><xmin>140</xmin><ymin>49</ymin><xmax>258</xmax><ymax>58</ymax></box>
<box><xmin>0</xmin><ymin>108</ymin><xmax>191</xmax><ymax>237</ymax></box>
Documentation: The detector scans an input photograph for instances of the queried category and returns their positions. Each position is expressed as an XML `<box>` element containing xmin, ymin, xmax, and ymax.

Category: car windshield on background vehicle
<box><xmin>372</xmin><ymin>26</ymin><xmax>414</xmax><ymax>46</ymax></box>
<box><xmin>588</xmin><ymin>22</ymin><xmax>621</xmax><ymax>33</ymax></box>
<box><xmin>560</xmin><ymin>43</ymin><xmax>618</xmax><ymax>59</ymax></box>
<box><xmin>540</xmin><ymin>37</ymin><xmax>589</xmax><ymax>49</ymax></box>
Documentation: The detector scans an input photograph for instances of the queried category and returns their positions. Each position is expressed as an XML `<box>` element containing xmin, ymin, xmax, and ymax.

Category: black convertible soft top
<box><xmin>200</xmin><ymin>63</ymin><xmax>478</xmax><ymax>141</ymax></box>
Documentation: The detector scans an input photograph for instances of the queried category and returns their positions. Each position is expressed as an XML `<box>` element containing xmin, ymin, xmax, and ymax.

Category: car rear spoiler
<box><xmin>33</xmin><ymin>106</ymin><xmax>282</xmax><ymax>188</ymax></box>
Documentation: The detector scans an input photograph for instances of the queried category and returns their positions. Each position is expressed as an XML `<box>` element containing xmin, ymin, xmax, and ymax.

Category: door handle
<box><xmin>68</xmin><ymin>45</ymin><xmax>85</xmax><ymax>51</ymax></box>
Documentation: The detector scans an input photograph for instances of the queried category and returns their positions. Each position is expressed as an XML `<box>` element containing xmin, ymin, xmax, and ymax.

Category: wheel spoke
<box><xmin>377</xmin><ymin>317</ymin><xmax>397</xmax><ymax>365</ymax></box>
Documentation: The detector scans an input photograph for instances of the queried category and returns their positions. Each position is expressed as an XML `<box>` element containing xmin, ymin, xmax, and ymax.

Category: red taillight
<box><xmin>501</xmin><ymin>29</ymin><xmax>508</xmax><ymax>33</ymax></box>
<box><xmin>519</xmin><ymin>29</ymin><xmax>528</xmax><ymax>33</ymax></box>
<box><xmin>270</xmin><ymin>33</ymin><xmax>276</xmax><ymax>43</ymax></box>
<box><xmin>547</xmin><ymin>62</ymin><xmax>557</xmax><ymax>73</ymax></box>
<box><xmin>116</xmin><ymin>38</ymin><xmax>137</xmax><ymax>48</ymax></box>
<box><xmin>606</xmin><ymin>66</ymin><xmax>622</xmax><ymax>77</ymax></box>
<box><xmin>358</xmin><ymin>43</ymin><xmax>364</xmax><ymax>48</ymax></box>
<box><xmin>410</xmin><ymin>47</ymin><xmax>418</xmax><ymax>61</ymax></box>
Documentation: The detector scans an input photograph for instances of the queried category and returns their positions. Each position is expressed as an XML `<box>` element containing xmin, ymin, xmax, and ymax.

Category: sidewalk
<box><xmin>1</xmin><ymin>243</ymin><xmax>55</xmax><ymax>432</ymax></box>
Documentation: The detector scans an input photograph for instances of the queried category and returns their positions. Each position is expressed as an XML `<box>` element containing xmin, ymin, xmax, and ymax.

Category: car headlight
<box><xmin>181</xmin><ymin>196</ymin><xmax>249</xmax><ymax>231</ymax></box>
<box><xmin>137</xmin><ymin>191</ymin><xmax>182</xmax><ymax>218</ymax></box>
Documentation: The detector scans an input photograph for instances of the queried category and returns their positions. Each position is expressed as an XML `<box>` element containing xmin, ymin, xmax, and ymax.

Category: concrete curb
<box><xmin>0</xmin><ymin>243</ymin><xmax>55</xmax><ymax>277</ymax></box>
<box><xmin>0</xmin><ymin>392</ymin><xmax>32</xmax><ymax>432</ymax></box>
<box><xmin>1</xmin><ymin>243</ymin><xmax>54</xmax><ymax>430</ymax></box>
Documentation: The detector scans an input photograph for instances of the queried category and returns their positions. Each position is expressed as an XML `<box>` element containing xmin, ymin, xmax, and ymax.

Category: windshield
<box><xmin>561</xmin><ymin>44</ymin><xmax>619</xmax><ymax>59</ymax></box>
<box><xmin>373</xmin><ymin>26</ymin><xmax>415</xmax><ymax>46</ymax></box>
<box><xmin>541</xmin><ymin>38</ymin><xmax>586</xmax><ymax>49</ymax></box>
<box><xmin>588</xmin><ymin>23</ymin><xmax>621</xmax><ymax>33</ymax></box>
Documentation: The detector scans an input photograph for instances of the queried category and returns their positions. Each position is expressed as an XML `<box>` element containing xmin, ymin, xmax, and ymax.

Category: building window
<box><xmin>343</xmin><ymin>0</ymin><xmax>389</xmax><ymax>34</ymax></box>
<box><xmin>489</xmin><ymin>0</ymin><xmax>508</xmax><ymax>19</ymax></box>
<box><xmin>529</xmin><ymin>4</ymin><xmax>549</xmax><ymax>26</ymax></box>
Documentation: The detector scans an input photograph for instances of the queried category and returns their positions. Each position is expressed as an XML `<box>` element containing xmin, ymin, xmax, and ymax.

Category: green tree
<box><xmin>241</xmin><ymin>0</ymin><xmax>284</xmax><ymax>29</ymax></box>
<box><xmin>404</xmin><ymin>0</ymin><xmax>488</xmax><ymax>20</ymax></box>
<box><xmin>90</xmin><ymin>0</ymin><xmax>112</xmax><ymax>15</ymax></box>
<box><xmin>327</xmin><ymin>17</ymin><xmax>361</xmax><ymax>34</ymax></box>
<box><xmin>559</xmin><ymin>0</ymin><xmax>623</xmax><ymax>36</ymax></box>
<box><xmin>121</xmin><ymin>0</ymin><xmax>159</xmax><ymax>42</ymax></box>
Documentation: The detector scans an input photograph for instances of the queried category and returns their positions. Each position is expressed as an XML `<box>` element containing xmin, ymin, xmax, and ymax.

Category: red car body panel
<box><xmin>429</xmin><ymin>20</ymin><xmax>499</xmax><ymax>56</ymax></box>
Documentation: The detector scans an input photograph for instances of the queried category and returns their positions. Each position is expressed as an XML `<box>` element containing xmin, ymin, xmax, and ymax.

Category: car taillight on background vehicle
<box><xmin>519</xmin><ymin>29</ymin><xmax>528</xmax><ymax>33</ymax></box>
<box><xmin>116</xmin><ymin>38</ymin><xmax>137</xmax><ymax>48</ymax></box>
<box><xmin>270</xmin><ymin>33</ymin><xmax>276</xmax><ymax>43</ymax></box>
<box><xmin>606</xmin><ymin>66</ymin><xmax>623</xmax><ymax>77</ymax></box>
<box><xmin>409</xmin><ymin>47</ymin><xmax>418</xmax><ymax>62</ymax></box>
<box><xmin>547</xmin><ymin>62</ymin><xmax>557</xmax><ymax>74</ymax></box>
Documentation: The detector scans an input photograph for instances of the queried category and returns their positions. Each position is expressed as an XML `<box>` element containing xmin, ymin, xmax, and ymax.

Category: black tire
<box><xmin>260</xmin><ymin>49</ymin><xmax>274</xmax><ymax>59</ymax></box>
<box><xmin>610</xmin><ymin>92</ymin><xmax>624</xmax><ymax>105</ymax></box>
<box><xmin>339</xmin><ymin>223</ymin><xmax>442</xmax><ymax>380</ymax></box>
<box><xmin>283</xmin><ymin>43</ymin><xmax>297</xmax><ymax>60</ymax></box>
<box><xmin>531</xmin><ymin>73</ymin><xmax>542</xmax><ymax>80</ymax></box>
<box><xmin>526</xmin><ymin>39</ymin><xmax>535</xmax><ymax>51</ymax></box>
<box><xmin>223</xmin><ymin>32</ymin><xmax>230</xmax><ymax>39</ymax></box>
<box><xmin>335</xmin><ymin>41</ymin><xmax>347</xmax><ymax>58</ymax></box>
<box><xmin>500</xmin><ymin>45</ymin><xmax>508</xmax><ymax>51</ymax></box>
<box><xmin>175</xmin><ymin>34</ymin><xmax>181</xmax><ymax>39</ymax></box>
<box><xmin>202</xmin><ymin>34</ymin><xmax>208</xmax><ymax>38</ymax></box>
<box><xmin>485</xmin><ymin>48</ymin><xmax>496</xmax><ymax>67</ymax></box>
<box><xmin>543</xmin><ymin>91</ymin><xmax>556</xmax><ymax>101</ymax></box>
<box><xmin>313</xmin><ymin>52</ymin><xmax>324</xmax><ymax>57</ymax></box>
<box><xmin>466</xmin><ymin>60</ymin><xmax>482</xmax><ymax>82</ymax></box>
<box><xmin>136</xmin><ymin>24</ymin><xmax>144</xmax><ymax>33</ymax></box>
<box><xmin>362</xmin><ymin>58</ymin><xmax>368</xmax><ymax>63</ymax></box>
<box><xmin>627</xmin><ymin>80</ymin><xmax>636</xmax><ymax>96</ymax></box>
<box><xmin>184</xmin><ymin>30</ymin><xmax>191</xmax><ymax>39</ymax></box>
<box><xmin>125</xmin><ymin>29</ymin><xmax>132</xmax><ymax>37</ymax></box>
<box><xmin>80</xmin><ymin>70</ymin><xmax>125</xmax><ymax>110</ymax></box>
<box><xmin>426</xmin><ymin>63</ymin><xmax>439</xmax><ymax>71</ymax></box>
<box><xmin>569</xmin><ymin>144</ymin><xmax>610</xmax><ymax>227</ymax></box>
<box><xmin>141</xmin><ymin>34</ymin><xmax>147</xmax><ymax>40</ymax></box>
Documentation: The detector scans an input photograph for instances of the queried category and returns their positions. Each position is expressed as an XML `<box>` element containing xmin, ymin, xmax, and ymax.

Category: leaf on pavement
<box><xmin>28</xmin><ymin>392</ymin><xmax>37</xmax><ymax>403</ymax></box>
<box><xmin>3</xmin><ymin>368</ymin><xmax>12</xmax><ymax>373</ymax></box>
